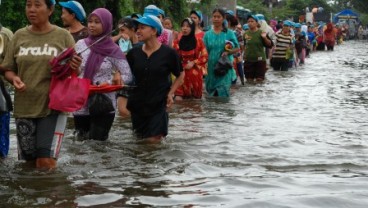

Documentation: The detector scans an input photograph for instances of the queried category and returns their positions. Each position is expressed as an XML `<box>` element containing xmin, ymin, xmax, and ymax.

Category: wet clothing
<box><xmin>271</xmin><ymin>58</ymin><xmax>289</xmax><ymax>71</ymax></box>
<box><xmin>0</xmin><ymin>80</ymin><xmax>12</xmax><ymax>157</ymax></box>
<box><xmin>16</xmin><ymin>113</ymin><xmax>67</xmax><ymax>160</ymax></box>
<box><xmin>203</xmin><ymin>29</ymin><xmax>238</xmax><ymax>97</ymax></box>
<box><xmin>244</xmin><ymin>61</ymin><xmax>267</xmax><ymax>79</ymax></box>
<box><xmin>272</xmin><ymin>31</ymin><xmax>293</xmax><ymax>71</ymax></box>
<box><xmin>0</xmin><ymin>112</ymin><xmax>10</xmax><ymax>158</ymax></box>
<box><xmin>174</xmin><ymin>37</ymin><xmax>208</xmax><ymax>98</ymax></box>
<box><xmin>74</xmin><ymin>114</ymin><xmax>115</xmax><ymax>141</ymax></box>
<box><xmin>324</xmin><ymin>24</ymin><xmax>336</xmax><ymax>51</ymax></box>
<box><xmin>126</xmin><ymin>45</ymin><xmax>182</xmax><ymax>138</ymax></box>
<box><xmin>73</xmin><ymin>38</ymin><xmax>132</xmax><ymax>141</ymax></box>
<box><xmin>0</xmin><ymin>27</ymin><xmax>12</xmax><ymax>158</ymax></box>
<box><xmin>2</xmin><ymin>25</ymin><xmax>74</xmax><ymax>161</ymax></box>
<box><xmin>243</xmin><ymin>29</ymin><xmax>268</xmax><ymax>80</ymax></box>
<box><xmin>131</xmin><ymin>109</ymin><xmax>168</xmax><ymax>139</ymax></box>
<box><xmin>73</xmin><ymin>40</ymin><xmax>133</xmax><ymax>116</ymax></box>
<box><xmin>2</xmin><ymin>26</ymin><xmax>75</xmax><ymax>118</ymax></box>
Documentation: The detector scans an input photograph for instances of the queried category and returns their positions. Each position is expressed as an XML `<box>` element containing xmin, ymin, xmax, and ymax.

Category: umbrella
<box><xmin>89</xmin><ymin>84</ymin><xmax>123</xmax><ymax>94</ymax></box>
<box><xmin>49</xmin><ymin>24</ymin><xmax>125</xmax><ymax>79</ymax></box>
<box><xmin>89</xmin><ymin>84</ymin><xmax>136</xmax><ymax>95</ymax></box>
<box><xmin>237</xmin><ymin>62</ymin><xmax>245</xmax><ymax>85</ymax></box>
<box><xmin>50</xmin><ymin>47</ymin><xmax>75</xmax><ymax>79</ymax></box>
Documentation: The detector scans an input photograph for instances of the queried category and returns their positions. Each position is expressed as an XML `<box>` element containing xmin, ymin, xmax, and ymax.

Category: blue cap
<box><xmin>255</xmin><ymin>14</ymin><xmax>265</xmax><ymax>21</ymax></box>
<box><xmin>242</xmin><ymin>24</ymin><xmax>249</xmax><ymax>30</ymax></box>
<box><xmin>50</xmin><ymin>0</ymin><xmax>56</xmax><ymax>5</ymax></box>
<box><xmin>134</xmin><ymin>15</ymin><xmax>163</xmax><ymax>36</ymax></box>
<box><xmin>247</xmin><ymin>15</ymin><xmax>259</xmax><ymax>22</ymax></box>
<box><xmin>225</xmin><ymin>10</ymin><xmax>235</xmax><ymax>16</ymax></box>
<box><xmin>59</xmin><ymin>1</ymin><xmax>86</xmax><ymax>22</ymax></box>
<box><xmin>158</xmin><ymin>8</ymin><xmax>165</xmax><ymax>17</ymax></box>
<box><xmin>283</xmin><ymin>20</ymin><xmax>292</xmax><ymax>26</ymax></box>
<box><xmin>190</xmin><ymin>10</ymin><xmax>203</xmax><ymax>21</ymax></box>
<box><xmin>144</xmin><ymin>5</ymin><xmax>161</xmax><ymax>17</ymax></box>
<box><xmin>131</xmin><ymin>13</ymin><xmax>142</xmax><ymax>19</ymax></box>
<box><xmin>294</xmin><ymin>23</ymin><xmax>301</xmax><ymax>28</ymax></box>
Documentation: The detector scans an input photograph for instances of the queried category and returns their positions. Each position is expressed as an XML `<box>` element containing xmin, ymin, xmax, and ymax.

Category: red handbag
<box><xmin>48</xmin><ymin>72</ymin><xmax>90</xmax><ymax>112</ymax></box>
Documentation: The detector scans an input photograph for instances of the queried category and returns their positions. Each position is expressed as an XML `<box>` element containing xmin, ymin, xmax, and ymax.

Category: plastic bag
<box><xmin>285</xmin><ymin>48</ymin><xmax>293</xmax><ymax>60</ymax></box>
<box><xmin>88</xmin><ymin>93</ymin><xmax>114</xmax><ymax>116</ymax></box>
<box><xmin>214</xmin><ymin>55</ymin><xmax>232</xmax><ymax>77</ymax></box>
<box><xmin>48</xmin><ymin>73</ymin><xmax>90</xmax><ymax>112</ymax></box>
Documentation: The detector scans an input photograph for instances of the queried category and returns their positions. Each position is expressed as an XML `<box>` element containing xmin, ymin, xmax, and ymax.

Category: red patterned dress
<box><xmin>173</xmin><ymin>37</ymin><xmax>208</xmax><ymax>98</ymax></box>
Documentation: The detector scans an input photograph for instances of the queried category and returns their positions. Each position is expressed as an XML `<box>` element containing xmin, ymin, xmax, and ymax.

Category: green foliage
<box><xmin>1</xmin><ymin>0</ymin><xmax>366</xmax><ymax>33</ymax></box>
<box><xmin>0</xmin><ymin>0</ymin><xmax>216</xmax><ymax>32</ymax></box>
<box><xmin>359</xmin><ymin>13</ymin><xmax>368</xmax><ymax>26</ymax></box>
<box><xmin>271</xmin><ymin>7</ymin><xmax>296</xmax><ymax>21</ymax></box>
<box><xmin>238</xmin><ymin>0</ymin><xmax>268</xmax><ymax>15</ymax></box>
<box><xmin>0</xmin><ymin>1</ymin><xmax>28</xmax><ymax>31</ymax></box>
<box><xmin>134</xmin><ymin>0</ymin><xmax>189</xmax><ymax>30</ymax></box>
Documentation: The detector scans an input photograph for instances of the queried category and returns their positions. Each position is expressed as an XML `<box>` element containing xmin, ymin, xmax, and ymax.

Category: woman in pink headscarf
<box><xmin>73</xmin><ymin>8</ymin><xmax>133</xmax><ymax>141</ymax></box>
<box><xmin>270</xmin><ymin>19</ymin><xmax>278</xmax><ymax>32</ymax></box>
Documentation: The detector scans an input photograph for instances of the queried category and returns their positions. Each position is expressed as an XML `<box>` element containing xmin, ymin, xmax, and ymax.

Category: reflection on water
<box><xmin>1</xmin><ymin>41</ymin><xmax>368</xmax><ymax>207</ymax></box>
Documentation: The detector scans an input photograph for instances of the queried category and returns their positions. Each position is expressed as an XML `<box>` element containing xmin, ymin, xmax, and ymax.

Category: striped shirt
<box><xmin>273</xmin><ymin>31</ymin><xmax>293</xmax><ymax>59</ymax></box>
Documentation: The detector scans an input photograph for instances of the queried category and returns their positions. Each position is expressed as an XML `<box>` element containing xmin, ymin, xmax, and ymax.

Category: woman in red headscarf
<box><xmin>324</xmin><ymin>23</ymin><xmax>336</xmax><ymax>51</ymax></box>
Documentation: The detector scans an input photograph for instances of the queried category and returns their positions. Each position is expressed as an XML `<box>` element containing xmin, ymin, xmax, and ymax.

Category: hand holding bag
<box><xmin>88</xmin><ymin>93</ymin><xmax>114</xmax><ymax>116</ymax></box>
<box><xmin>48</xmin><ymin>72</ymin><xmax>90</xmax><ymax>112</ymax></box>
<box><xmin>214</xmin><ymin>32</ymin><xmax>234</xmax><ymax>77</ymax></box>
<box><xmin>214</xmin><ymin>55</ymin><xmax>233</xmax><ymax>77</ymax></box>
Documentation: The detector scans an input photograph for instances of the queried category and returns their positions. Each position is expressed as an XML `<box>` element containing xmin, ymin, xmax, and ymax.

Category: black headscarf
<box><xmin>179</xmin><ymin>18</ymin><xmax>197</xmax><ymax>51</ymax></box>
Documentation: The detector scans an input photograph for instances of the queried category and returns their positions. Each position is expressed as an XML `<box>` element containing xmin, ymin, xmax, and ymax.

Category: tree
<box><xmin>0</xmin><ymin>1</ymin><xmax>28</xmax><ymax>31</ymax></box>
<box><xmin>0</xmin><ymin>0</ymin><xmax>205</xmax><ymax>31</ymax></box>
<box><xmin>238</xmin><ymin>0</ymin><xmax>269</xmax><ymax>15</ymax></box>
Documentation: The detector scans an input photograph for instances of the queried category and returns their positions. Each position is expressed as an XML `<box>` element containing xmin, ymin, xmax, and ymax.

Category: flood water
<box><xmin>1</xmin><ymin>41</ymin><xmax>368</xmax><ymax>207</ymax></box>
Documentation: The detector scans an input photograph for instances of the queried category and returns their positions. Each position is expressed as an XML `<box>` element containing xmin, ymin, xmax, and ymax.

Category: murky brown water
<box><xmin>1</xmin><ymin>41</ymin><xmax>368</xmax><ymax>207</ymax></box>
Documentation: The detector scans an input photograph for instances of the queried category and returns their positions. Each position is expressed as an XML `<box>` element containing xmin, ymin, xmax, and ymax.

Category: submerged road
<box><xmin>1</xmin><ymin>40</ymin><xmax>368</xmax><ymax>207</ymax></box>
